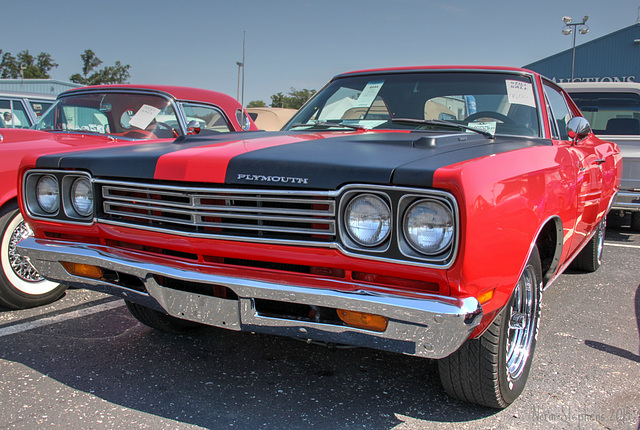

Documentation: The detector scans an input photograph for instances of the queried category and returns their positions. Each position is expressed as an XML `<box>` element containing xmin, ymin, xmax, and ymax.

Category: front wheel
<box><xmin>0</xmin><ymin>205</ymin><xmax>66</xmax><ymax>309</ymax></box>
<box><xmin>438</xmin><ymin>246</ymin><xmax>542</xmax><ymax>408</ymax></box>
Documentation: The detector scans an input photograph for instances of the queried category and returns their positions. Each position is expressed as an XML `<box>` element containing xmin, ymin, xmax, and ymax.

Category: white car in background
<box><xmin>563</xmin><ymin>82</ymin><xmax>640</xmax><ymax>231</ymax></box>
<box><xmin>0</xmin><ymin>91</ymin><xmax>56</xmax><ymax>128</ymax></box>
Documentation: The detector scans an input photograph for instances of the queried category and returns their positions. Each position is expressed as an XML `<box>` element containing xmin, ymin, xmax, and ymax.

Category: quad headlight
<box><xmin>403</xmin><ymin>200</ymin><xmax>454</xmax><ymax>255</ymax></box>
<box><xmin>71</xmin><ymin>177</ymin><xmax>93</xmax><ymax>217</ymax></box>
<box><xmin>36</xmin><ymin>175</ymin><xmax>60</xmax><ymax>214</ymax></box>
<box><xmin>344</xmin><ymin>194</ymin><xmax>391</xmax><ymax>247</ymax></box>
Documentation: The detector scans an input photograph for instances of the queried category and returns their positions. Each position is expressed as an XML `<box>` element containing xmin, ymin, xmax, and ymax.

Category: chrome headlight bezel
<box><xmin>24</xmin><ymin>170</ymin><xmax>94</xmax><ymax>223</ymax></box>
<box><xmin>338</xmin><ymin>186</ymin><xmax>459</xmax><ymax>267</ymax></box>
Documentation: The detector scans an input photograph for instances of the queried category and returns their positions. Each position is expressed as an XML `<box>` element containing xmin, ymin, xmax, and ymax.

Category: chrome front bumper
<box><xmin>18</xmin><ymin>237</ymin><xmax>482</xmax><ymax>359</ymax></box>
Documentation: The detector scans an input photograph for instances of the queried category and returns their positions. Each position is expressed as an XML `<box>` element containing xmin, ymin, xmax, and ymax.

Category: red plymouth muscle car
<box><xmin>0</xmin><ymin>84</ymin><xmax>256</xmax><ymax>309</ymax></box>
<box><xmin>17</xmin><ymin>66</ymin><xmax>621</xmax><ymax>408</ymax></box>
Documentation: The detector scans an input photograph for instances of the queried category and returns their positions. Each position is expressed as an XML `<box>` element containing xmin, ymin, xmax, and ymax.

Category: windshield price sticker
<box><xmin>353</xmin><ymin>80</ymin><xmax>384</xmax><ymax>108</ymax></box>
<box><xmin>128</xmin><ymin>104</ymin><xmax>161</xmax><ymax>130</ymax></box>
<box><xmin>506</xmin><ymin>80</ymin><xmax>536</xmax><ymax>108</ymax></box>
<box><xmin>466</xmin><ymin>121</ymin><xmax>497</xmax><ymax>134</ymax></box>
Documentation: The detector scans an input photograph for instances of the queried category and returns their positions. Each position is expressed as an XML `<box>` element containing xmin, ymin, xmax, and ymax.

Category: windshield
<box><xmin>285</xmin><ymin>72</ymin><xmax>540</xmax><ymax>137</ymax></box>
<box><xmin>35</xmin><ymin>91</ymin><xmax>182</xmax><ymax>139</ymax></box>
<box><xmin>569</xmin><ymin>92</ymin><xmax>640</xmax><ymax>135</ymax></box>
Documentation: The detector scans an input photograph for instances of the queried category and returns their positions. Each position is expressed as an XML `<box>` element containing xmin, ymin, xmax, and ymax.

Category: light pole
<box><xmin>235</xmin><ymin>31</ymin><xmax>246</xmax><ymax>107</ymax></box>
<box><xmin>562</xmin><ymin>15</ymin><xmax>590</xmax><ymax>81</ymax></box>
<box><xmin>236</xmin><ymin>61</ymin><xmax>243</xmax><ymax>102</ymax></box>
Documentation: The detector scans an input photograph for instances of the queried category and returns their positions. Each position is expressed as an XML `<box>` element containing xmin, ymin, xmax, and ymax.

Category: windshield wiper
<box><xmin>289</xmin><ymin>121</ymin><xmax>367</xmax><ymax>131</ymax></box>
<box><xmin>391</xmin><ymin>118</ymin><xmax>494</xmax><ymax>139</ymax></box>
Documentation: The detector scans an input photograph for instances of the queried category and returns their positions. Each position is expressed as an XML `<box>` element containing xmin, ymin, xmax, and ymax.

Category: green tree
<box><xmin>270</xmin><ymin>88</ymin><xmax>316</xmax><ymax>109</ymax></box>
<box><xmin>0</xmin><ymin>49</ymin><xmax>58</xmax><ymax>78</ymax></box>
<box><xmin>70</xmin><ymin>49</ymin><xmax>131</xmax><ymax>85</ymax></box>
<box><xmin>247</xmin><ymin>100</ymin><xmax>267</xmax><ymax>108</ymax></box>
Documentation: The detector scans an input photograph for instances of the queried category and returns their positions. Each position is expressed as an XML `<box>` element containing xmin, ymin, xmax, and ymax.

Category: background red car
<box><xmin>0</xmin><ymin>84</ymin><xmax>256</xmax><ymax>309</ymax></box>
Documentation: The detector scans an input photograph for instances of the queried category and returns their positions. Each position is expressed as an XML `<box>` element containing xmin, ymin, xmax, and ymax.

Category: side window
<box><xmin>29</xmin><ymin>100</ymin><xmax>54</xmax><ymax>118</ymax></box>
<box><xmin>181</xmin><ymin>103</ymin><xmax>231</xmax><ymax>133</ymax></box>
<box><xmin>0</xmin><ymin>99</ymin><xmax>31</xmax><ymax>128</ymax></box>
<box><xmin>544</xmin><ymin>83</ymin><xmax>572</xmax><ymax>140</ymax></box>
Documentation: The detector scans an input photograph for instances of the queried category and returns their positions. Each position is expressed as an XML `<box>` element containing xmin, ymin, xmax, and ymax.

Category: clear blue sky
<box><xmin>2</xmin><ymin>0</ymin><xmax>638</xmax><ymax>104</ymax></box>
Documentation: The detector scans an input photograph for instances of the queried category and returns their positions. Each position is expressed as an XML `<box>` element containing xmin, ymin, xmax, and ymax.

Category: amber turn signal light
<box><xmin>61</xmin><ymin>261</ymin><xmax>103</xmax><ymax>279</ymax></box>
<box><xmin>478</xmin><ymin>288</ymin><xmax>495</xmax><ymax>304</ymax></box>
<box><xmin>337</xmin><ymin>309</ymin><xmax>388</xmax><ymax>332</ymax></box>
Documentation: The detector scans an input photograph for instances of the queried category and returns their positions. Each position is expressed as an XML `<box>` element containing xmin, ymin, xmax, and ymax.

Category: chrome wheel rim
<box><xmin>8</xmin><ymin>219</ymin><xmax>43</xmax><ymax>282</ymax></box>
<box><xmin>506</xmin><ymin>264</ymin><xmax>537</xmax><ymax>380</ymax></box>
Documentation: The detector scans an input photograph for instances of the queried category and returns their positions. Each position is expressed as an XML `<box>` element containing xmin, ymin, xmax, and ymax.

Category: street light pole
<box><xmin>562</xmin><ymin>15</ymin><xmax>590</xmax><ymax>81</ymax></box>
<box><xmin>236</xmin><ymin>61</ymin><xmax>243</xmax><ymax>102</ymax></box>
<box><xmin>241</xmin><ymin>31</ymin><xmax>245</xmax><ymax>108</ymax></box>
<box><xmin>235</xmin><ymin>32</ymin><xmax>246</xmax><ymax>107</ymax></box>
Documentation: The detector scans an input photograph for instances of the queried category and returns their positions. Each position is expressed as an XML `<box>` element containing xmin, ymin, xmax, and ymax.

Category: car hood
<box><xmin>34</xmin><ymin>130</ymin><xmax>548</xmax><ymax>189</ymax></box>
<box><xmin>4</xmin><ymin>129</ymin><xmax>177</xmax><ymax>167</ymax></box>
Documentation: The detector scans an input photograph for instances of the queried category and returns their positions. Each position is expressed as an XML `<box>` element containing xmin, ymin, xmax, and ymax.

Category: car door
<box><xmin>544</xmin><ymin>82</ymin><xmax>604</xmax><ymax>251</ymax></box>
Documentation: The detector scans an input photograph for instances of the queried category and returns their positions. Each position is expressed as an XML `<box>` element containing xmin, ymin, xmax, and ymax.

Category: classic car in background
<box><xmin>0</xmin><ymin>91</ymin><xmax>56</xmax><ymax>128</ymax></box>
<box><xmin>0</xmin><ymin>84</ymin><xmax>256</xmax><ymax>310</ymax></box>
<box><xmin>246</xmin><ymin>107</ymin><xmax>297</xmax><ymax>130</ymax></box>
<box><xmin>564</xmin><ymin>82</ymin><xmax>640</xmax><ymax>231</ymax></box>
<box><xmin>17</xmin><ymin>66</ymin><xmax>620</xmax><ymax>408</ymax></box>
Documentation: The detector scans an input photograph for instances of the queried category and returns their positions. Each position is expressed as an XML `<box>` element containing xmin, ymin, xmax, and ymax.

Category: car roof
<box><xmin>61</xmin><ymin>84</ymin><xmax>241</xmax><ymax>106</ymax></box>
<box><xmin>0</xmin><ymin>90</ymin><xmax>57</xmax><ymax>100</ymax></box>
<box><xmin>334</xmin><ymin>65</ymin><xmax>538</xmax><ymax>79</ymax></box>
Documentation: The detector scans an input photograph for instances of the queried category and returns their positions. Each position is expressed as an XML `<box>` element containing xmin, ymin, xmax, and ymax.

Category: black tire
<box><xmin>125</xmin><ymin>300</ymin><xmax>203</xmax><ymax>334</ymax></box>
<box><xmin>438</xmin><ymin>246</ymin><xmax>542</xmax><ymax>408</ymax></box>
<box><xmin>0</xmin><ymin>204</ymin><xmax>66</xmax><ymax>309</ymax></box>
<box><xmin>570</xmin><ymin>218</ymin><xmax>605</xmax><ymax>273</ymax></box>
<box><xmin>631</xmin><ymin>212</ymin><xmax>640</xmax><ymax>232</ymax></box>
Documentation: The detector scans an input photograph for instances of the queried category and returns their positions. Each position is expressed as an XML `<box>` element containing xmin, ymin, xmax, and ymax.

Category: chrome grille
<box><xmin>98</xmin><ymin>180</ymin><xmax>336</xmax><ymax>244</ymax></box>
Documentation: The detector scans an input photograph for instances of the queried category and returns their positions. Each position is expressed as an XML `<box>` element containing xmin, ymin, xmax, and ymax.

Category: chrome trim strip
<box><xmin>17</xmin><ymin>237</ymin><xmax>481</xmax><ymax>359</ymax></box>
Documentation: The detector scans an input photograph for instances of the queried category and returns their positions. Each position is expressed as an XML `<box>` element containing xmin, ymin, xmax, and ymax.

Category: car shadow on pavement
<box><xmin>0</xmin><ymin>306</ymin><xmax>500</xmax><ymax>429</ymax></box>
<box><xmin>584</xmin><ymin>283</ymin><xmax>640</xmax><ymax>364</ymax></box>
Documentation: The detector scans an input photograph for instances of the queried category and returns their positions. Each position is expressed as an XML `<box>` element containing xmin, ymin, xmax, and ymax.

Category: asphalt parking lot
<box><xmin>1</xmin><ymin>216</ymin><xmax>639</xmax><ymax>430</ymax></box>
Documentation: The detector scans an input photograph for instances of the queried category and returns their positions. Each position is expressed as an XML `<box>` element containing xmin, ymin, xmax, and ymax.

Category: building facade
<box><xmin>524</xmin><ymin>23</ymin><xmax>640</xmax><ymax>84</ymax></box>
<box><xmin>0</xmin><ymin>79</ymin><xmax>81</xmax><ymax>96</ymax></box>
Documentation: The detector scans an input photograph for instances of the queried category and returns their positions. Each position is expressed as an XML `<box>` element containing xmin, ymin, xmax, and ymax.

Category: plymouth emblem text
<box><xmin>237</xmin><ymin>174</ymin><xmax>309</xmax><ymax>184</ymax></box>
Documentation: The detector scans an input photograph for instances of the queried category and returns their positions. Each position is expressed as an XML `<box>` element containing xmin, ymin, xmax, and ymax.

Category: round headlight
<box><xmin>344</xmin><ymin>194</ymin><xmax>391</xmax><ymax>247</ymax></box>
<box><xmin>403</xmin><ymin>200</ymin><xmax>454</xmax><ymax>255</ymax></box>
<box><xmin>71</xmin><ymin>177</ymin><xmax>93</xmax><ymax>217</ymax></box>
<box><xmin>36</xmin><ymin>175</ymin><xmax>60</xmax><ymax>214</ymax></box>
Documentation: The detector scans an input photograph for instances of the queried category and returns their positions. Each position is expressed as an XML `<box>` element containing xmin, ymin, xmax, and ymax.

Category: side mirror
<box><xmin>186</xmin><ymin>120</ymin><xmax>201</xmax><ymax>135</ymax></box>
<box><xmin>567</xmin><ymin>116</ymin><xmax>591</xmax><ymax>143</ymax></box>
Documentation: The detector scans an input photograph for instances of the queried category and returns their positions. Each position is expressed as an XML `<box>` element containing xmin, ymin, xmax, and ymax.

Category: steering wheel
<box><xmin>148</xmin><ymin>121</ymin><xmax>179</xmax><ymax>138</ymax></box>
<box><xmin>464</xmin><ymin>111</ymin><xmax>515</xmax><ymax>124</ymax></box>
